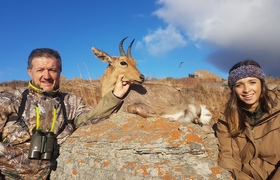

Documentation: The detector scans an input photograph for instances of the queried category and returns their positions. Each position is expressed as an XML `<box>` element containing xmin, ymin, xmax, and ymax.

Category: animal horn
<box><xmin>127</xmin><ymin>39</ymin><xmax>135</xmax><ymax>58</ymax></box>
<box><xmin>119</xmin><ymin>36</ymin><xmax>128</xmax><ymax>56</ymax></box>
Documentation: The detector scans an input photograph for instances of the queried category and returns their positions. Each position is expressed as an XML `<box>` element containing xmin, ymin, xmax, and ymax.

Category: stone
<box><xmin>51</xmin><ymin>113</ymin><xmax>231</xmax><ymax>180</ymax></box>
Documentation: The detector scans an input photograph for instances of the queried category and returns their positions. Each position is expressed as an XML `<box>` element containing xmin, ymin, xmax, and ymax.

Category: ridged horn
<box><xmin>127</xmin><ymin>39</ymin><xmax>135</xmax><ymax>58</ymax></box>
<box><xmin>119</xmin><ymin>36</ymin><xmax>128</xmax><ymax>56</ymax></box>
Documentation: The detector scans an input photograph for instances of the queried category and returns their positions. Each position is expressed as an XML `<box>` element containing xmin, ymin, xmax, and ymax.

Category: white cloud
<box><xmin>150</xmin><ymin>0</ymin><xmax>280</xmax><ymax>76</ymax></box>
<box><xmin>136</xmin><ymin>25</ymin><xmax>187</xmax><ymax>57</ymax></box>
<box><xmin>154</xmin><ymin>0</ymin><xmax>280</xmax><ymax>48</ymax></box>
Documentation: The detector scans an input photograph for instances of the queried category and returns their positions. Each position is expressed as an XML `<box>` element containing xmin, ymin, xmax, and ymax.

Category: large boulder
<box><xmin>51</xmin><ymin>113</ymin><xmax>231</xmax><ymax>180</ymax></box>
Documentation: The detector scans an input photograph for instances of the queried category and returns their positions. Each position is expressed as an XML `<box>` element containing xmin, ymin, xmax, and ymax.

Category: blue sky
<box><xmin>1</xmin><ymin>0</ymin><xmax>280</xmax><ymax>83</ymax></box>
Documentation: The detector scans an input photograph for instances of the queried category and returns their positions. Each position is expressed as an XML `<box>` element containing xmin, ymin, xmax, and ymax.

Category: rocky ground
<box><xmin>51</xmin><ymin>113</ymin><xmax>231</xmax><ymax>180</ymax></box>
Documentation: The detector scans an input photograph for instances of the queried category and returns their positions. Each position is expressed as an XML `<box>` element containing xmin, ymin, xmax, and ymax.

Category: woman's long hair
<box><xmin>224</xmin><ymin>60</ymin><xmax>274</xmax><ymax>136</ymax></box>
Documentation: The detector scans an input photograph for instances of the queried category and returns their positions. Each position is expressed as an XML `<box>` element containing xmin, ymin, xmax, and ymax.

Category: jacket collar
<box><xmin>28</xmin><ymin>81</ymin><xmax>60</xmax><ymax>97</ymax></box>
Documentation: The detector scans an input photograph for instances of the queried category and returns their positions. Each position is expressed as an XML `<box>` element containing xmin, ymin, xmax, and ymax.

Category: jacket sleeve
<box><xmin>232</xmin><ymin>169</ymin><xmax>255</xmax><ymax>180</ymax></box>
<box><xmin>0</xmin><ymin>91</ymin><xmax>18</xmax><ymax>139</ymax></box>
<box><xmin>270</xmin><ymin>165</ymin><xmax>280</xmax><ymax>180</ymax></box>
<box><xmin>74</xmin><ymin>91</ymin><xmax>123</xmax><ymax>128</ymax></box>
<box><xmin>216</xmin><ymin>116</ymin><xmax>242</xmax><ymax>176</ymax></box>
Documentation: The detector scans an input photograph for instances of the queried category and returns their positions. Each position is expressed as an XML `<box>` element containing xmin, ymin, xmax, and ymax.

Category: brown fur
<box><xmin>121</xmin><ymin>83</ymin><xmax>191</xmax><ymax>117</ymax></box>
<box><xmin>91</xmin><ymin>38</ymin><xmax>212</xmax><ymax>125</ymax></box>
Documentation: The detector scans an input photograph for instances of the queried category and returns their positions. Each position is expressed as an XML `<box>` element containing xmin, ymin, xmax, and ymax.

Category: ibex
<box><xmin>92</xmin><ymin>37</ymin><xmax>212</xmax><ymax>125</ymax></box>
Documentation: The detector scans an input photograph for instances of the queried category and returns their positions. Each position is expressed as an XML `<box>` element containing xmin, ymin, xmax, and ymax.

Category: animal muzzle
<box><xmin>139</xmin><ymin>74</ymin><xmax>145</xmax><ymax>83</ymax></box>
<box><xmin>131</xmin><ymin>74</ymin><xmax>145</xmax><ymax>84</ymax></box>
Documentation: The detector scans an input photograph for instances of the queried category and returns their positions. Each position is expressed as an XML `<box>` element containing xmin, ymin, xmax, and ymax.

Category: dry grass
<box><xmin>1</xmin><ymin>76</ymin><xmax>279</xmax><ymax>123</ymax></box>
<box><xmin>0</xmin><ymin>80</ymin><xmax>28</xmax><ymax>91</ymax></box>
<box><xmin>59</xmin><ymin>76</ymin><xmax>102</xmax><ymax>106</ymax></box>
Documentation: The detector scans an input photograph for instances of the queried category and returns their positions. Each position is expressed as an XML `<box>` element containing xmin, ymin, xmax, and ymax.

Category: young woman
<box><xmin>217</xmin><ymin>60</ymin><xmax>280</xmax><ymax>180</ymax></box>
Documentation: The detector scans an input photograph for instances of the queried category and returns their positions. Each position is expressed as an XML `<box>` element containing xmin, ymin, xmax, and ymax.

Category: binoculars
<box><xmin>28</xmin><ymin>130</ymin><xmax>57</xmax><ymax>160</ymax></box>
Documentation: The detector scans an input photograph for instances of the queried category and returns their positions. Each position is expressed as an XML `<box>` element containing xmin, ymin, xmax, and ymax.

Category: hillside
<box><xmin>1</xmin><ymin>71</ymin><xmax>280</xmax><ymax>122</ymax></box>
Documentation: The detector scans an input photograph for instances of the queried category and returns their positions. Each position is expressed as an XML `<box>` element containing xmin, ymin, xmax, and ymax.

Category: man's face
<box><xmin>27</xmin><ymin>56</ymin><xmax>61</xmax><ymax>92</ymax></box>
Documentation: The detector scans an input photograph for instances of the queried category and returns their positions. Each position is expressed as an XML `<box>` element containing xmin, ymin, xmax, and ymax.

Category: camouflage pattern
<box><xmin>0</xmin><ymin>87</ymin><xmax>123</xmax><ymax>179</ymax></box>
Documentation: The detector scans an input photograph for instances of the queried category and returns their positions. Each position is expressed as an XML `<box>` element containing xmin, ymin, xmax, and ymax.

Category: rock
<box><xmin>194</xmin><ymin>70</ymin><xmax>223</xmax><ymax>82</ymax></box>
<box><xmin>51</xmin><ymin>113</ymin><xmax>231</xmax><ymax>180</ymax></box>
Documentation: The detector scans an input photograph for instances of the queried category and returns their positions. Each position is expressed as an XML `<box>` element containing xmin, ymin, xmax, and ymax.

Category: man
<box><xmin>0</xmin><ymin>48</ymin><xmax>131</xmax><ymax>179</ymax></box>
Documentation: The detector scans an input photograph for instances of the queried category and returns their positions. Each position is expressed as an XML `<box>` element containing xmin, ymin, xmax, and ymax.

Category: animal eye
<box><xmin>120</xmin><ymin>61</ymin><xmax>127</xmax><ymax>66</ymax></box>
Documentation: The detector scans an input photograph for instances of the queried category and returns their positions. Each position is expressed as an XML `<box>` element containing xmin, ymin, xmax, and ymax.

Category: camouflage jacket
<box><xmin>0</xmin><ymin>87</ymin><xmax>123</xmax><ymax>180</ymax></box>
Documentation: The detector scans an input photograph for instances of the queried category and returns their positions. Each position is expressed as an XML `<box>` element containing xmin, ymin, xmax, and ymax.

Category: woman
<box><xmin>216</xmin><ymin>60</ymin><xmax>280</xmax><ymax>180</ymax></box>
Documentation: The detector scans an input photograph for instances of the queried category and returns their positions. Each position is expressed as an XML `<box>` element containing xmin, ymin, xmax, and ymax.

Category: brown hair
<box><xmin>27</xmin><ymin>48</ymin><xmax>62</xmax><ymax>72</ymax></box>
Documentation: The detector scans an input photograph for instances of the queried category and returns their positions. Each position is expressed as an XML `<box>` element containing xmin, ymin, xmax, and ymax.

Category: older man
<box><xmin>0</xmin><ymin>48</ymin><xmax>131</xmax><ymax>179</ymax></box>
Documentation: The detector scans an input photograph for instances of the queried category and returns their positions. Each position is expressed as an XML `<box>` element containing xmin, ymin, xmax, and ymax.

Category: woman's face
<box><xmin>234</xmin><ymin>77</ymin><xmax>261</xmax><ymax>111</ymax></box>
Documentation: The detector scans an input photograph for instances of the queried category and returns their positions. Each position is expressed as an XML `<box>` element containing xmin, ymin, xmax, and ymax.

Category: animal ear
<box><xmin>92</xmin><ymin>47</ymin><xmax>113</xmax><ymax>64</ymax></box>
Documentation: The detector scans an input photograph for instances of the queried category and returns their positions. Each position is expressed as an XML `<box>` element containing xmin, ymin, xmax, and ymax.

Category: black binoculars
<box><xmin>28</xmin><ymin>130</ymin><xmax>57</xmax><ymax>160</ymax></box>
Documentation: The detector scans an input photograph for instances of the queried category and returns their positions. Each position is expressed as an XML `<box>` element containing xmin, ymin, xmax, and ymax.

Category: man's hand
<box><xmin>112</xmin><ymin>74</ymin><xmax>131</xmax><ymax>98</ymax></box>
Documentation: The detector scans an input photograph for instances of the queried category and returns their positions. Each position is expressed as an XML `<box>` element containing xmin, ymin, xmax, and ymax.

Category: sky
<box><xmin>1</xmin><ymin>0</ymin><xmax>280</xmax><ymax>83</ymax></box>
